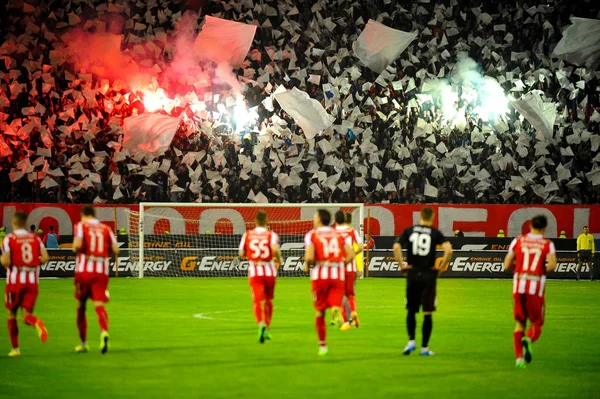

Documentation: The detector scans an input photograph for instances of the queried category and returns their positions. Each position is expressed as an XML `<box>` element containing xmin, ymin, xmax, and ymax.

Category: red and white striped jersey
<box><xmin>239</xmin><ymin>227</ymin><xmax>279</xmax><ymax>279</ymax></box>
<box><xmin>304</xmin><ymin>227</ymin><xmax>351</xmax><ymax>281</ymax></box>
<box><xmin>74</xmin><ymin>219</ymin><xmax>117</xmax><ymax>276</ymax></box>
<box><xmin>508</xmin><ymin>233</ymin><xmax>556</xmax><ymax>297</ymax></box>
<box><xmin>2</xmin><ymin>229</ymin><xmax>44</xmax><ymax>286</ymax></box>
<box><xmin>335</xmin><ymin>225</ymin><xmax>362</xmax><ymax>272</ymax></box>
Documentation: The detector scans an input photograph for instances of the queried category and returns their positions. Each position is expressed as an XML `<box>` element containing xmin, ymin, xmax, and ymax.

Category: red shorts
<box><xmin>5</xmin><ymin>284</ymin><xmax>38</xmax><ymax>313</ymax></box>
<box><xmin>75</xmin><ymin>274</ymin><xmax>110</xmax><ymax>302</ymax></box>
<box><xmin>249</xmin><ymin>276</ymin><xmax>276</xmax><ymax>302</ymax></box>
<box><xmin>311</xmin><ymin>279</ymin><xmax>344</xmax><ymax>312</ymax></box>
<box><xmin>513</xmin><ymin>293</ymin><xmax>545</xmax><ymax>325</ymax></box>
<box><xmin>344</xmin><ymin>271</ymin><xmax>357</xmax><ymax>297</ymax></box>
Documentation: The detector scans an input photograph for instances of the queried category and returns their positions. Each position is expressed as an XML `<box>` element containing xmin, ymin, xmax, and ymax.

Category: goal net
<box><xmin>125</xmin><ymin>203</ymin><xmax>364</xmax><ymax>278</ymax></box>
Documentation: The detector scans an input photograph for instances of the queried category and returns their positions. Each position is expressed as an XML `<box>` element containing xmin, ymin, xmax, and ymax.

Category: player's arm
<box><xmin>109</xmin><ymin>230</ymin><xmax>120</xmax><ymax>256</ymax></box>
<box><xmin>1</xmin><ymin>237</ymin><xmax>10</xmax><ymax>268</ymax></box>
<box><xmin>38</xmin><ymin>237</ymin><xmax>49</xmax><ymax>264</ymax></box>
<box><xmin>546</xmin><ymin>241</ymin><xmax>557</xmax><ymax>272</ymax></box>
<box><xmin>504</xmin><ymin>238</ymin><xmax>518</xmax><ymax>272</ymax></box>
<box><xmin>393</xmin><ymin>242</ymin><xmax>404</xmax><ymax>269</ymax></box>
<box><xmin>304</xmin><ymin>244</ymin><xmax>315</xmax><ymax>273</ymax></box>
<box><xmin>72</xmin><ymin>223</ymin><xmax>83</xmax><ymax>253</ymax></box>
<box><xmin>271</xmin><ymin>233</ymin><xmax>282</xmax><ymax>267</ymax></box>
<box><xmin>343</xmin><ymin>240</ymin><xmax>354</xmax><ymax>264</ymax></box>
<box><xmin>40</xmin><ymin>247</ymin><xmax>49</xmax><ymax>264</ymax></box>
<box><xmin>503</xmin><ymin>252</ymin><xmax>516</xmax><ymax>272</ymax></box>
<box><xmin>435</xmin><ymin>241</ymin><xmax>453</xmax><ymax>274</ymax></box>
<box><xmin>238</xmin><ymin>233</ymin><xmax>247</xmax><ymax>258</ymax></box>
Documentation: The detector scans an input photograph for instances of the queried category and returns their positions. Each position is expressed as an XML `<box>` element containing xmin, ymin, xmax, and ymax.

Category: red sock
<box><xmin>8</xmin><ymin>319</ymin><xmax>19</xmax><ymax>349</ymax></box>
<box><xmin>316</xmin><ymin>315</ymin><xmax>326</xmax><ymax>346</ymax></box>
<box><xmin>348</xmin><ymin>296</ymin><xmax>357</xmax><ymax>313</ymax></box>
<box><xmin>527</xmin><ymin>324</ymin><xmax>542</xmax><ymax>343</ymax></box>
<box><xmin>77</xmin><ymin>307</ymin><xmax>87</xmax><ymax>342</ymax></box>
<box><xmin>95</xmin><ymin>306</ymin><xmax>109</xmax><ymax>332</ymax></box>
<box><xmin>513</xmin><ymin>331</ymin><xmax>525</xmax><ymax>358</ymax></box>
<box><xmin>252</xmin><ymin>301</ymin><xmax>263</xmax><ymax>324</ymax></box>
<box><xmin>24</xmin><ymin>315</ymin><xmax>39</xmax><ymax>326</ymax></box>
<box><xmin>264</xmin><ymin>301</ymin><xmax>273</xmax><ymax>327</ymax></box>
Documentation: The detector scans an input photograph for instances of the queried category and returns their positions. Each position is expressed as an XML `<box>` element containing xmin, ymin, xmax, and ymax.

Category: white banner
<box><xmin>193</xmin><ymin>16</ymin><xmax>257</xmax><ymax>68</ymax></box>
<box><xmin>274</xmin><ymin>87</ymin><xmax>334</xmax><ymax>139</ymax></box>
<box><xmin>552</xmin><ymin>17</ymin><xmax>600</xmax><ymax>68</ymax></box>
<box><xmin>123</xmin><ymin>113</ymin><xmax>180</xmax><ymax>154</ymax></box>
<box><xmin>509</xmin><ymin>92</ymin><xmax>556</xmax><ymax>139</ymax></box>
<box><xmin>352</xmin><ymin>20</ymin><xmax>417</xmax><ymax>73</ymax></box>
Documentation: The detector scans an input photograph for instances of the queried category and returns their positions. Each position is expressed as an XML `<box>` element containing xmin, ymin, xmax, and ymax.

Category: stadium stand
<box><xmin>0</xmin><ymin>0</ymin><xmax>599</xmax><ymax>205</ymax></box>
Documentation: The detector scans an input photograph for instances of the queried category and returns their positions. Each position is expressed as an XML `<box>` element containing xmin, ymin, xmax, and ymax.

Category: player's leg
<box><xmin>420</xmin><ymin>278</ymin><xmax>436</xmax><ymax>356</ymax></box>
<box><xmin>513</xmin><ymin>293</ymin><xmax>527</xmax><ymax>368</ymax></box>
<box><xmin>263</xmin><ymin>277</ymin><xmax>275</xmax><ymax>340</ymax></box>
<box><xmin>586</xmin><ymin>255</ymin><xmax>594</xmax><ymax>280</ymax></box>
<box><xmin>514</xmin><ymin>321</ymin><xmax>527</xmax><ymax>369</ymax></box>
<box><xmin>7</xmin><ymin>308</ymin><xmax>20</xmax><ymax>357</ymax></box>
<box><xmin>74</xmin><ymin>277</ymin><xmax>90</xmax><ymax>352</ymax></box>
<box><xmin>522</xmin><ymin>295</ymin><xmax>545</xmax><ymax>364</ymax></box>
<box><xmin>347</xmin><ymin>271</ymin><xmax>359</xmax><ymax>328</ymax></box>
<box><xmin>91</xmin><ymin>276</ymin><xmax>110</xmax><ymax>354</ymax></box>
<box><xmin>312</xmin><ymin>280</ymin><xmax>328</xmax><ymax>355</ymax></box>
<box><xmin>403</xmin><ymin>277</ymin><xmax>419</xmax><ymax>355</ymax></box>
<box><xmin>576</xmin><ymin>255</ymin><xmax>581</xmax><ymax>281</ymax></box>
<box><xmin>20</xmin><ymin>286</ymin><xmax>47</xmax><ymax>343</ymax></box>
<box><xmin>329</xmin><ymin>280</ymin><xmax>345</xmax><ymax>329</ymax></box>
<box><xmin>251</xmin><ymin>278</ymin><xmax>268</xmax><ymax>343</ymax></box>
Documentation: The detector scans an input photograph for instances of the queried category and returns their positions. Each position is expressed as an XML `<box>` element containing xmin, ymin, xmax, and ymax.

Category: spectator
<box><xmin>43</xmin><ymin>226</ymin><xmax>60</xmax><ymax>249</ymax></box>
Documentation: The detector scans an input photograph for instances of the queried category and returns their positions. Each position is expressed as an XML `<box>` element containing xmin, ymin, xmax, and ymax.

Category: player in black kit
<box><xmin>393</xmin><ymin>207</ymin><xmax>453</xmax><ymax>356</ymax></box>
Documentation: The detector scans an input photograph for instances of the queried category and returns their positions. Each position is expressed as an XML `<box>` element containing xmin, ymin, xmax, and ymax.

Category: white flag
<box><xmin>274</xmin><ymin>88</ymin><xmax>334</xmax><ymax>139</ymax></box>
<box><xmin>552</xmin><ymin>18</ymin><xmax>600</xmax><ymax>68</ymax></box>
<box><xmin>123</xmin><ymin>113</ymin><xmax>180</xmax><ymax>154</ymax></box>
<box><xmin>352</xmin><ymin>20</ymin><xmax>417</xmax><ymax>73</ymax></box>
<box><xmin>193</xmin><ymin>16</ymin><xmax>257</xmax><ymax>68</ymax></box>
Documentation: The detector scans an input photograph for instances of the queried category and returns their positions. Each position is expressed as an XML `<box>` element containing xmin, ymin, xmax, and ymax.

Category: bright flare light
<box><xmin>140</xmin><ymin>88</ymin><xmax>172</xmax><ymax>112</ymax></box>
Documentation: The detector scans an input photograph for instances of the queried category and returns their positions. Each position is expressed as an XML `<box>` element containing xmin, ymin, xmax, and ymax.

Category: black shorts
<box><xmin>406</xmin><ymin>274</ymin><xmax>437</xmax><ymax>313</ymax></box>
<box><xmin>579</xmin><ymin>250</ymin><xmax>592</xmax><ymax>262</ymax></box>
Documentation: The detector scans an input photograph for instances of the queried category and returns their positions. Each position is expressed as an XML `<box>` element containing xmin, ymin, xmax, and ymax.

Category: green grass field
<box><xmin>0</xmin><ymin>278</ymin><xmax>599</xmax><ymax>399</ymax></box>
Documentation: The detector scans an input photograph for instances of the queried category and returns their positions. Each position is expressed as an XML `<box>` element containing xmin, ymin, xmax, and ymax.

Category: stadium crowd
<box><xmin>1</xmin><ymin>0</ymin><xmax>599</xmax><ymax>205</ymax></box>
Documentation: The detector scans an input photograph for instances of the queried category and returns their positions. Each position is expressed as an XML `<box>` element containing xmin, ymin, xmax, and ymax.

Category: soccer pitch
<box><xmin>1</xmin><ymin>278</ymin><xmax>598</xmax><ymax>399</ymax></box>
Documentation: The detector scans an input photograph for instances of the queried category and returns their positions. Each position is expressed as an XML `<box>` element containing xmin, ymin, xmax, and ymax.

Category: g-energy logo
<box><xmin>180</xmin><ymin>256</ymin><xmax>249</xmax><ymax>271</ymax></box>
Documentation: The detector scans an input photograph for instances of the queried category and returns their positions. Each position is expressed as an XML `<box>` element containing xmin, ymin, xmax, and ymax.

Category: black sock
<box><xmin>407</xmin><ymin>311</ymin><xmax>416</xmax><ymax>340</ymax></box>
<box><xmin>590</xmin><ymin>266</ymin><xmax>594</xmax><ymax>280</ymax></box>
<box><xmin>422</xmin><ymin>315</ymin><xmax>433</xmax><ymax>348</ymax></box>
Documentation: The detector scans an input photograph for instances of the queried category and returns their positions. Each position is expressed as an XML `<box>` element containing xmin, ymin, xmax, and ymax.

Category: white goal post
<box><xmin>127</xmin><ymin>203</ymin><xmax>365</xmax><ymax>278</ymax></box>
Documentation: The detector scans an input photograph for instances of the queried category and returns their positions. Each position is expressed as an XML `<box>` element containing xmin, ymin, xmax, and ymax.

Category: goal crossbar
<box><xmin>137</xmin><ymin>203</ymin><xmax>365</xmax><ymax>278</ymax></box>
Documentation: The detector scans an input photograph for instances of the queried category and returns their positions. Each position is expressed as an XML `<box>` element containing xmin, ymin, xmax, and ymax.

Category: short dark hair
<box><xmin>317</xmin><ymin>209</ymin><xmax>331</xmax><ymax>226</ymax></box>
<box><xmin>420</xmin><ymin>207</ymin><xmax>434</xmax><ymax>222</ymax></box>
<box><xmin>14</xmin><ymin>212</ymin><xmax>28</xmax><ymax>229</ymax></box>
<box><xmin>81</xmin><ymin>205</ymin><xmax>96</xmax><ymax>217</ymax></box>
<box><xmin>255</xmin><ymin>210</ymin><xmax>268</xmax><ymax>227</ymax></box>
<box><xmin>345</xmin><ymin>212</ymin><xmax>352</xmax><ymax>225</ymax></box>
<box><xmin>583</xmin><ymin>225</ymin><xmax>589</xmax><ymax>229</ymax></box>
<box><xmin>531</xmin><ymin>215</ymin><xmax>548</xmax><ymax>230</ymax></box>
<box><xmin>334</xmin><ymin>210</ymin><xmax>345</xmax><ymax>225</ymax></box>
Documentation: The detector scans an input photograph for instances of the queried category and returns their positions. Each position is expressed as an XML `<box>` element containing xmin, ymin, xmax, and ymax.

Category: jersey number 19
<box><xmin>409</xmin><ymin>233</ymin><xmax>431</xmax><ymax>256</ymax></box>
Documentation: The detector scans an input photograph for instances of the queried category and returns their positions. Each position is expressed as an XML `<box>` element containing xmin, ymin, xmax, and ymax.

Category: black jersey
<box><xmin>396</xmin><ymin>225</ymin><xmax>447</xmax><ymax>274</ymax></box>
